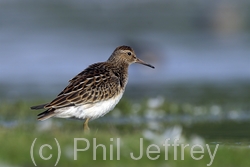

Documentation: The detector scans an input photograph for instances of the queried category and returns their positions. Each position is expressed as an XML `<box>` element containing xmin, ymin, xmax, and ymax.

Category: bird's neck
<box><xmin>111</xmin><ymin>62</ymin><xmax>129</xmax><ymax>89</ymax></box>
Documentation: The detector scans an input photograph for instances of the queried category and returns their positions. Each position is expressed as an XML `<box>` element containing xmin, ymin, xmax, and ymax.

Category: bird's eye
<box><xmin>127</xmin><ymin>52</ymin><xmax>131</xmax><ymax>56</ymax></box>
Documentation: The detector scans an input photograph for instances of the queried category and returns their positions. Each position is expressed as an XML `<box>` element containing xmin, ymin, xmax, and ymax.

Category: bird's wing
<box><xmin>44</xmin><ymin>63</ymin><xmax>121</xmax><ymax>109</ymax></box>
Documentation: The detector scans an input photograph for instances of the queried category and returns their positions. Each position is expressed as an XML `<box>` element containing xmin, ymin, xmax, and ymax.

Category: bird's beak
<box><xmin>135</xmin><ymin>58</ymin><xmax>155</xmax><ymax>69</ymax></box>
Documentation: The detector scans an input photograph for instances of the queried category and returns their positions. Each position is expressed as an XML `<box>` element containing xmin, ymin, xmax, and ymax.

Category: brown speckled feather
<box><xmin>43</xmin><ymin>62</ymin><xmax>127</xmax><ymax>109</ymax></box>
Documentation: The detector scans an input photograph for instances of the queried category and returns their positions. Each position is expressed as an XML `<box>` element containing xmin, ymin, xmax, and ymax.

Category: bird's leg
<box><xmin>83</xmin><ymin>118</ymin><xmax>90</xmax><ymax>132</ymax></box>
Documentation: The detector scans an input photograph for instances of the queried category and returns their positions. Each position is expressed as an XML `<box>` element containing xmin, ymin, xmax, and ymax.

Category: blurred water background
<box><xmin>0</xmin><ymin>0</ymin><xmax>250</xmax><ymax>166</ymax></box>
<box><xmin>1</xmin><ymin>0</ymin><xmax>249</xmax><ymax>87</ymax></box>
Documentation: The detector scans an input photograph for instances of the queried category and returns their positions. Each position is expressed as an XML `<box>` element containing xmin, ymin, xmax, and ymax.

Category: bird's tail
<box><xmin>37</xmin><ymin>109</ymin><xmax>56</xmax><ymax>121</ymax></box>
<box><xmin>30</xmin><ymin>103</ymin><xmax>47</xmax><ymax>110</ymax></box>
<box><xmin>31</xmin><ymin>103</ymin><xmax>56</xmax><ymax>121</ymax></box>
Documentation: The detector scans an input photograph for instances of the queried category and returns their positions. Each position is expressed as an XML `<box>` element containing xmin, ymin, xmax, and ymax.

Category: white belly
<box><xmin>54</xmin><ymin>92</ymin><xmax>124</xmax><ymax>120</ymax></box>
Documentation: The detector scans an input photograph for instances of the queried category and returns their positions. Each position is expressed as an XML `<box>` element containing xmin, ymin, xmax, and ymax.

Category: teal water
<box><xmin>0</xmin><ymin>0</ymin><xmax>250</xmax><ymax>85</ymax></box>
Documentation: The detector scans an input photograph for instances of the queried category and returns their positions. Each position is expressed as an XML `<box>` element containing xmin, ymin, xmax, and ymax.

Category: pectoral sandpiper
<box><xmin>31</xmin><ymin>45</ymin><xmax>154</xmax><ymax>131</ymax></box>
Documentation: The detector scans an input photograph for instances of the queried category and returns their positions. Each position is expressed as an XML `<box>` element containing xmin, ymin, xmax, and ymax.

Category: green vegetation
<box><xmin>1</xmin><ymin>122</ymin><xmax>250</xmax><ymax>167</ymax></box>
<box><xmin>1</xmin><ymin>83</ymin><xmax>250</xmax><ymax>166</ymax></box>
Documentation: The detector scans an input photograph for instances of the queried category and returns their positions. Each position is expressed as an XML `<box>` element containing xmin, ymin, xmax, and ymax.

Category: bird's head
<box><xmin>108</xmin><ymin>45</ymin><xmax>155</xmax><ymax>69</ymax></box>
